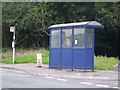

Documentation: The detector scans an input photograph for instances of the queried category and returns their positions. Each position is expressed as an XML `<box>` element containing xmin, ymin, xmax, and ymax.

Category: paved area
<box><xmin>0</xmin><ymin>63</ymin><xmax>119</xmax><ymax>81</ymax></box>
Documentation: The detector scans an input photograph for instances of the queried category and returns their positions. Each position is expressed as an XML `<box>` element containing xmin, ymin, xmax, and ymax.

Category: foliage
<box><xmin>2</xmin><ymin>2</ymin><xmax>52</xmax><ymax>48</ymax></box>
<box><xmin>95</xmin><ymin>2</ymin><xmax>120</xmax><ymax>58</ymax></box>
<box><xmin>2</xmin><ymin>2</ymin><xmax>120</xmax><ymax>58</ymax></box>
<box><xmin>94</xmin><ymin>55</ymin><xmax>119</xmax><ymax>70</ymax></box>
<box><xmin>2</xmin><ymin>48</ymin><xmax>49</xmax><ymax>64</ymax></box>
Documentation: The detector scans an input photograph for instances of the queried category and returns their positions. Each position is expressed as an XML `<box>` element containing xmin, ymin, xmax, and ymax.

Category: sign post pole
<box><xmin>10</xmin><ymin>26</ymin><xmax>16</xmax><ymax>64</ymax></box>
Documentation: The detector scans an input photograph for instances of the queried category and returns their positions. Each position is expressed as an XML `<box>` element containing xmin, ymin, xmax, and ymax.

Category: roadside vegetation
<box><xmin>2</xmin><ymin>48</ymin><xmax>119</xmax><ymax>70</ymax></box>
<box><xmin>2</xmin><ymin>3</ymin><xmax>120</xmax><ymax>59</ymax></box>
<box><xmin>94</xmin><ymin>56</ymin><xmax>119</xmax><ymax>70</ymax></box>
<box><xmin>2</xmin><ymin>48</ymin><xmax>49</xmax><ymax>64</ymax></box>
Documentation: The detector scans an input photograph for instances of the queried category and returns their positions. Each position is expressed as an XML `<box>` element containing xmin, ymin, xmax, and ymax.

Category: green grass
<box><xmin>2</xmin><ymin>48</ymin><xmax>119</xmax><ymax>70</ymax></box>
<box><xmin>2</xmin><ymin>55</ymin><xmax>36</xmax><ymax>64</ymax></box>
<box><xmin>94</xmin><ymin>56</ymin><xmax>119</xmax><ymax>70</ymax></box>
<box><xmin>2</xmin><ymin>48</ymin><xmax>49</xmax><ymax>64</ymax></box>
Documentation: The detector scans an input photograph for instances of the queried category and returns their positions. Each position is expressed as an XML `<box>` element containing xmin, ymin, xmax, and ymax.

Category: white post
<box><xmin>10</xmin><ymin>26</ymin><xmax>16</xmax><ymax>64</ymax></box>
<box><xmin>37</xmin><ymin>53</ymin><xmax>42</xmax><ymax>67</ymax></box>
<box><xmin>13</xmin><ymin>47</ymin><xmax>15</xmax><ymax>64</ymax></box>
<box><xmin>13</xmin><ymin>27</ymin><xmax>15</xmax><ymax>64</ymax></box>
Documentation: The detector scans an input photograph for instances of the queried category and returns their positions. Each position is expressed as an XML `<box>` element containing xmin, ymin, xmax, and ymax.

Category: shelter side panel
<box><xmin>86</xmin><ymin>48</ymin><xmax>94</xmax><ymax>69</ymax></box>
<box><xmin>50</xmin><ymin>49</ymin><xmax>61</xmax><ymax>68</ymax></box>
<box><xmin>73</xmin><ymin>49</ymin><xmax>85</xmax><ymax>69</ymax></box>
<box><xmin>61</xmin><ymin>49</ymin><xmax>72</xmax><ymax>68</ymax></box>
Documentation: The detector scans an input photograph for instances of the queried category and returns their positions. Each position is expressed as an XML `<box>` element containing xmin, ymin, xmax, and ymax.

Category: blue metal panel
<box><xmin>73</xmin><ymin>27</ymin><xmax>86</xmax><ymax>70</ymax></box>
<box><xmin>49</xmin><ymin>28</ymin><xmax>61</xmax><ymax>68</ymax></box>
<box><xmin>85</xmin><ymin>48</ymin><xmax>93</xmax><ymax>69</ymax></box>
<box><xmin>61</xmin><ymin>48</ymin><xmax>72</xmax><ymax>68</ymax></box>
<box><xmin>50</xmin><ymin>48</ymin><xmax>61</xmax><ymax>68</ymax></box>
<box><xmin>92</xmin><ymin>29</ymin><xmax>95</xmax><ymax>71</ymax></box>
<box><xmin>84</xmin><ymin>27</ymin><xmax>87</xmax><ymax>71</ymax></box>
<box><xmin>49</xmin><ymin>29</ymin><xmax>52</xmax><ymax>68</ymax></box>
<box><xmin>85</xmin><ymin>28</ymin><xmax>94</xmax><ymax>70</ymax></box>
<box><xmin>73</xmin><ymin>49</ymin><xmax>86</xmax><ymax>69</ymax></box>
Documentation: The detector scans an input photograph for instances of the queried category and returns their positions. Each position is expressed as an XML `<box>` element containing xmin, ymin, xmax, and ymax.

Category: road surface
<box><xmin>2</xmin><ymin>69</ymin><xmax>118</xmax><ymax>89</ymax></box>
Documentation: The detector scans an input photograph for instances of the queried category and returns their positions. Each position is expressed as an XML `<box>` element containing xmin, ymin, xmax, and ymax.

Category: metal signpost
<box><xmin>10</xmin><ymin>26</ymin><xmax>16</xmax><ymax>64</ymax></box>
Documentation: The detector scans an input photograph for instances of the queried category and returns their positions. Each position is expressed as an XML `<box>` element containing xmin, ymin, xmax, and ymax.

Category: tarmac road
<box><xmin>2</xmin><ymin>69</ymin><xmax>118</xmax><ymax>89</ymax></box>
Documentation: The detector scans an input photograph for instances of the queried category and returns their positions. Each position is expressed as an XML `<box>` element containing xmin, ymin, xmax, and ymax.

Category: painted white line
<box><xmin>80</xmin><ymin>82</ymin><xmax>93</xmax><ymax>85</ymax></box>
<box><xmin>56</xmin><ymin>78</ymin><xmax>67</xmax><ymax>81</ymax></box>
<box><xmin>45</xmin><ymin>76</ymin><xmax>54</xmax><ymax>79</ymax></box>
<box><xmin>96</xmin><ymin>84</ymin><xmax>109</xmax><ymax>88</ymax></box>
<box><xmin>22</xmin><ymin>75</ymin><xmax>28</xmax><ymax>77</ymax></box>
<box><xmin>76</xmin><ymin>74</ymin><xmax>81</xmax><ymax>75</ymax></box>
<box><xmin>112</xmin><ymin>87</ymin><xmax>118</xmax><ymax>88</ymax></box>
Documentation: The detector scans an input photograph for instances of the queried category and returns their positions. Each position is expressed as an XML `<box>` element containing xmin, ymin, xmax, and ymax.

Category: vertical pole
<box><xmin>13</xmin><ymin>47</ymin><xmax>15</xmax><ymax>64</ymax></box>
<box><xmin>92</xmin><ymin>29</ymin><xmax>95</xmax><ymax>72</ymax></box>
<box><xmin>71</xmin><ymin>26</ymin><xmax>74</xmax><ymax>71</ymax></box>
<box><xmin>60</xmin><ymin>28</ymin><xmax>62</xmax><ymax>70</ymax></box>
<box><xmin>84</xmin><ymin>27</ymin><xmax>86</xmax><ymax>72</ymax></box>
<box><xmin>49</xmin><ymin>29</ymin><xmax>51</xmax><ymax>69</ymax></box>
<box><xmin>12</xmin><ymin>26</ymin><xmax>15</xmax><ymax>64</ymax></box>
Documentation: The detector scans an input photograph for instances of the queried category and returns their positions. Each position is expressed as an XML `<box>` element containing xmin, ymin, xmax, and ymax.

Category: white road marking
<box><xmin>45</xmin><ymin>76</ymin><xmax>54</xmax><ymax>79</ymax></box>
<box><xmin>22</xmin><ymin>75</ymin><xmax>28</xmax><ymax>77</ymax></box>
<box><xmin>112</xmin><ymin>87</ymin><xmax>118</xmax><ymax>89</ymax></box>
<box><xmin>56</xmin><ymin>78</ymin><xmax>67</xmax><ymax>81</ymax></box>
<box><xmin>45</xmin><ymin>76</ymin><xmax>67</xmax><ymax>82</ymax></box>
<box><xmin>76</xmin><ymin>74</ymin><xmax>81</xmax><ymax>75</ymax></box>
<box><xmin>80</xmin><ymin>82</ymin><xmax>93</xmax><ymax>85</ymax></box>
<box><xmin>96</xmin><ymin>84</ymin><xmax>109</xmax><ymax>88</ymax></box>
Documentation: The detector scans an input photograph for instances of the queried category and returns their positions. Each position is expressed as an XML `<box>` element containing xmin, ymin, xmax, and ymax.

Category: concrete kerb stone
<box><xmin>37</xmin><ymin>72</ymin><xmax>118</xmax><ymax>81</ymax></box>
<box><xmin>63</xmin><ymin>75</ymin><xmax>117</xmax><ymax>81</ymax></box>
<box><xmin>1</xmin><ymin>66</ymin><xmax>35</xmax><ymax>76</ymax></box>
<box><xmin>1</xmin><ymin>66</ymin><xmax>118</xmax><ymax>81</ymax></box>
<box><xmin>92</xmin><ymin>76</ymin><xmax>110</xmax><ymax>81</ymax></box>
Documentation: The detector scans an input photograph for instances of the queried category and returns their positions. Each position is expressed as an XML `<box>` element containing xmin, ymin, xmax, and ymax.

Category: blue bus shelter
<box><xmin>48</xmin><ymin>21</ymin><xmax>104</xmax><ymax>71</ymax></box>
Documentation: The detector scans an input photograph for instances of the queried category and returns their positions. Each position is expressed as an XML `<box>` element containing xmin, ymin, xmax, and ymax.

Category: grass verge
<box><xmin>2</xmin><ymin>48</ymin><xmax>49</xmax><ymax>64</ymax></box>
<box><xmin>94</xmin><ymin>56</ymin><xmax>119</xmax><ymax>70</ymax></box>
<box><xmin>2</xmin><ymin>48</ymin><xmax>119</xmax><ymax>70</ymax></box>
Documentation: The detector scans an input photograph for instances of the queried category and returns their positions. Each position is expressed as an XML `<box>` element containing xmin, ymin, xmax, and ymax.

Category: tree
<box><xmin>2</xmin><ymin>2</ymin><xmax>53</xmax><ymax>48</ymax></box>
<box><xmin>95</xmin><ymin>2</ymin><xmax>120</xmax><ymax>58</ymax></box>
<box><xmin>2</xmin><ymin>2</ymin><xmax>120</xmax><ymax>58</ymax></box>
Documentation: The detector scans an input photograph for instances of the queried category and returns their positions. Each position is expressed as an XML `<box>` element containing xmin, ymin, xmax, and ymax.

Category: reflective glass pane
<box><xmin>86</xmin><ymin>28</ymin><xmax>93</xmax><ymax>48</ymax></box>
<box><xmin>51</xmin><ymin>30</ymin><xmax>60</xmax><ymax>48</ymax></box>
<box><xmin>74</xmin><ymin>27</ymin><xmax>84</xmax><ymax>48</ymax></box>
<box><xmin>62</xmin><ymin>29</ymin><xmax>72</xmax><ymax>47</ymax></box>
